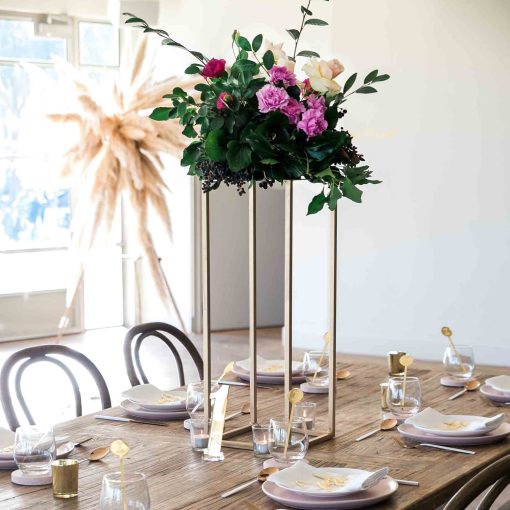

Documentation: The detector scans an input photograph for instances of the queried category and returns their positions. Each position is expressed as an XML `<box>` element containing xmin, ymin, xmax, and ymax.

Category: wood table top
<box><xmin>1</xmin><ymin>356</ymin><xmax>509</xmax><ymax>510</ymax></box>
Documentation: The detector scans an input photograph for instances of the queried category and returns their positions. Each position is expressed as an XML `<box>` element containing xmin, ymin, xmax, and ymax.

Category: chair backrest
<box><xmin>444</xmin><ymin>454</ymin><xmax>510</xmax><ymax>510</ymax></box>
<box><xmin>0</xmin><ymin>344</ymin><xmax>111</xmax><ymax>431</ymax></box>
<box><xmin>124</xmin><ymin>322</ymin><xmax>203</xmax><ymax>387</ymax></box>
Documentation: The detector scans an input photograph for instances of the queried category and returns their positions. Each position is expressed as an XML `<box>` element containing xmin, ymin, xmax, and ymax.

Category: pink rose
<box><xmin>202</xmin><ymin>58</ymin><xmax>226</xmax><ymax>78</ymax></box>
<box><xmin>216</xmin><ymin>91</ymin><xmax>231</xmax><ymax>110</ymax></box>
<box><xmin>306</xmin><ymin>94</ymin><xmax>326</xmax><ymax>114</ymax></box>
<box><xmin>297</xmin><ymin>108</ymin><xmax>328</xmax><ymax>138</ymax></box>
<box><xmin>256</xmin><ymin>84</ymin><xmax>290</xmax><ymax>113</ymax></box>
<box><xmin>281</xmin><ymin>98</ymin><xmax>305</xmax><ymax>125</ymax></box>
<box><xmin>269</xmin><ymin>65</ymin><xmax>297</xmax><ymax>88</ymax></box>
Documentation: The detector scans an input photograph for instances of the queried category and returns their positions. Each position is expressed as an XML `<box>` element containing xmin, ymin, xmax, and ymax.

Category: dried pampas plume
<box><xmin>48</xmin><ymin>37</ymin><xmax>191</xmax><ymax>330</ymax></box>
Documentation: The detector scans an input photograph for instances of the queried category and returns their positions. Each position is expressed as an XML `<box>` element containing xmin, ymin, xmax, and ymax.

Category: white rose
<box><xmin>302</xmin><ymin>58</ymin><xmax>341</xmax><ymax>93</ymax></box>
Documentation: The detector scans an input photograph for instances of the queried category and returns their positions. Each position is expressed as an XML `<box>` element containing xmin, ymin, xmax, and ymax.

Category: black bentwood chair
<box><xmin>0</xmin><ymin>345</ymin><xmax>111</xmax><ymax>431</ymax></box>
<box><xmin>123</xmin><ymin>322</ymin><xmax>203</xmax><ymax>387</ymax></box>
<box><xmin>443</xmin><ymin>454</ymin><xmax>510</xmax><ymax>510</ymax></box>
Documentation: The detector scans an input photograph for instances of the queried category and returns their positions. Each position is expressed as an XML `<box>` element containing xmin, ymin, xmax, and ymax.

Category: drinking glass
<box><xmin>387</xmin><ymin>376</ymin><xmax>421</xmax><ymax>420</ymax></box>
<box><xmin>14</xmin><ymin>425</ymin><xmax>56</xmax><ymax>475</ymax></box>
<box><xmin>189</xmin><ymin>418</ymin><xmax>210</xmax><ymax>452</ymax></box>
<box><xmin>303</xmin><ymin>351</ymin><xmax>329</xmax><ymax>387</ymax></box>
<box><xmin>443</xmin><ymin>345</ymin><xmax>475</xmax><ymax>380</ymax></box>
<box><xmin>186</xmin><ymin>382</ymin><xmax>219</xmax><ymax>419</ymax></box>
<box><xmin>100</xmin><ymin>472</ymin><xmax>150</xmax><ymax>510</ymax></box>
<box><xmin>268</xmin><ymin>416</ymin><xmax>309</xmax><ymax>464</ymax></box>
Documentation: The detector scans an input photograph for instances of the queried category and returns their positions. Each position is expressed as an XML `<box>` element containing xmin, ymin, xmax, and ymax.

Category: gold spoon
<box><xmin>221</xmin><ymin>467</ymin><xmax>279</xmax><ymax>498</ymax></box>
<box><xmin>79</xmin><ymin>446</ymin><xmax>110</xmax><ymax>464</ymax></box>
<box><xmin>448</xmin><ymin>379</ymin><xmax>480</xmax><ymax>400</ymax></box>
<box><xmin>225</xmin><ymin>402</ymin><xmax>251</xmax><ymax>421</ymax></box>
<box><xmin>355</xmin><ymin>418</ymin><xmax>398</xmax><ymax>441</ymax></box>
<box><xmin>399</xmin><ymin>354</ymin><xmax>414</xmax><ymax>409</ymax></box>
<box><xmin>284</xmin><ymin>388</ymin><xmax>304</xmax><ymax>457</ymax></box>
<box><xmin>111</xmin><ymin>440</ymin><xmax>130</xmax><ymax>510</ymax></box>
<box><xmin>336</xmin><ymin>369</ymin><xmax>351</xmax><ymax>380</ymax></box>
<box><xmin>441</xmin><ymin>326</ymin><xmax>467</xmax><ymax>373</ymax></box>
<box><xmin>216</xmin><ymin>361</ymin><xmax>235</xmax><ymax>385</ymax></box>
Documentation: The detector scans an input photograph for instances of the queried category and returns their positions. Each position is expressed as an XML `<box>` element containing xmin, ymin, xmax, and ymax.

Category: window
<box><xmin>0</xmin><ymin>12</ymin><xmax>122</xmax><ymax>339</ymax></box>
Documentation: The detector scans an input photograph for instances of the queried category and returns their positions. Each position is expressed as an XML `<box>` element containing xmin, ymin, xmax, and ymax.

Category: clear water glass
<box><xmin>387</xmin><ymin>376</ymin><xmax>421</xmax><ymax>420</ymax></box>
<box><xmin>303</xmin><ymin>351</ymin><xmax>329</xmax><ymax>387</ymax></box>
<box><xmin>100</xmin><ymin>472</ymin><xmax>150</xmax><ymax>510</ymax></box>
<box><xmin>14</xmin><ymin>425</ymin><xmax>55</xmax><ymax>475</ymax></box>
<box><xmin>268</xmin><ymin>416</ymin><xmax>309</xmax><ymax>464</ymax></box>
<box><xmin>186</xmin><ymin>382</ymin><xmax>219</xmax><ymax>419</ymax></box>
<box><xmin>443</xmin><ymin>345</ymin><xmax>475</xmax><ymax>380</ymax></box>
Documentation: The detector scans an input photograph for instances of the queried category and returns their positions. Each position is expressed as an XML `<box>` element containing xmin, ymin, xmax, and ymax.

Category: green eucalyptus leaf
<box><xmin>182</xmin><ymin>124</ymin><xmax>197</xmax><ymax>138</ymax></box>
<box><xmin>210</xmin><ymin>117</ymin><xmax>225</xmax><ymax>130</ymax></box>
<box><xmin>287</xmin><ymin>29</ymin><xmax>300</xmax><ymax>41</ymax></box>
<box><xmin>262</xmin><ymin>50</ymin><xmax>275</xmax><ymax>70</ymax></box>
<box><xmin>305</xmin><ymin>18</ymin><xmax>328</xmax><ymax>26</ymax></box>
<box><xmin>364</xmin><ymin>69</ymin><xmax>379</xmax><ymax>84</ymax></box>
<box><xmin>252</xmin><ymin>34</ymin><xmax>263</xmax><ymax>52</ymax></box>
<box><xmin>181</xmin><ymin>141</ymin><xmax>201</xmax><ymax>166</ymax></box>
<box><xmin>260</xmin><ymin>158</ymin><xmax>279</xmax><ymax>165</ymax></box>
<box><xmin>190</xmin><ymin>50</ymin><xmax>206</xmax><ymax>61</ymax></box>
<box><xmin>125</xmin><ymin>17</ymin><xmax>145</xmax><ymax>24</ymax></box>
<box><xmin>149</xmin><ymin>107</ymin><xmax>171</xmax><ymax>121</ymax></box>
<box><xmin>226</xmin><ymin>140</ymin><xmax>252</xmax><ymax>172</ymax></box>
<box><xmin>185</xmin><ymin>64</ymin><xmax>202</xmax><ymax>75</ymax></box>
<box><xmin>172</xmin><ymin>87</ymin><xmax>187</xmax><ymax>98</ymax></box>
<box><xmin>301</xmin><ymin>5</ymin><xmax>313</xmax><ymax>14</ymax></box>
<box><xmin>205</xmin><ymin>129</ymin><xmax>227</xmax><ymax>162</ymax></box>
<box><xmin>328</xmin><ymin>186</ymin><xmax>342</xmax><ymax>211</ymax></box>
<box><xmin>194</xmin><ymin>83</ymin><xmax>209</xmax><ymax>92</ymax></box>
<box><xmin>342</xmin><ymin>177</ymin><xmax>363</xmax><ymax>203</ymax></box>
<box><xmin>343</xmin><ymin>73</ymin><xmax>357</xmax><ymax>93</ymax></box>
<box><xmin>236</xmin><ymin>35</ymin><xmax>251</xmax><ymax>51</ymax></box>
<box><xmin>307</xmin><ymin>190</ymin><xmax>327</xmax><ymax>215</ymax></box>
<box><xmin>356</xmin><ymin>86</ymin><xmax>378</xmax><ymax>94</ymax></box>
<box><xmin>297</xmin><ymin>50</ymin><xmax>320</xmax><ymax>58</ymax></box>
<box><xmin>177</xmin><ymin>102</ymin><xmax>187</xmax><ymax>116</ymax></box>
<box><xmin>374</xmin><ymin>74</ymin><xmax>390</xmax><ymax>82</ymax></box>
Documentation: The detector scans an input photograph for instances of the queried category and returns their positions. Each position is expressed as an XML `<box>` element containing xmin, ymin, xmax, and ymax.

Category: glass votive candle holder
<box><xmin>52</xmin><ymin>459</ymin><xmax>79</xmax><ymax>499</ymax></box>
<box><xmin>294</xmin><ymin>402</ymin><xmax>316</xmax><ymax>430</ymax></box>
<box><xmin>303</xmin><ymin>351</ymin><xmax>329</xmax><ymax>387</ymax></box>
<box><xmin>252</xmin><ymin>424</ymin><xmax>270</xmax><ymax>458</ymax></box>
<box><xmin>189</xmin><ymin>418</ymin><xmax>210</xmax><ymax>452</ymax></box>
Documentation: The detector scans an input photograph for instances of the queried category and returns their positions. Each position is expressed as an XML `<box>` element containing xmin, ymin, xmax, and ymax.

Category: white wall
<box><xmin>293</xmin><ymin>0</ymin><xmax>510</xmax><ymax>366</ymax></box>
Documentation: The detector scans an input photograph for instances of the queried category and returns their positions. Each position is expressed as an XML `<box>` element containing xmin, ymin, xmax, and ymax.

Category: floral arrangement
<box><xmin>125</xmin><ymin>1</ymin><xmax>389</xmax><ymax>214</ymax></box>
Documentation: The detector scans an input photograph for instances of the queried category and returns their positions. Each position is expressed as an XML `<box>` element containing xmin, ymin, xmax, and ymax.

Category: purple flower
<box><xmin>269</xmin><ymin>65</ymin><xmax>297</xmax><ymax>87</ymax></box>
<box><xmin>297</xmin><ymin>108</ymin><xmax>328</xmax><ymax>138</ymax></box>
<box><xmin>281</xmin><ymin>98</ymin><xmax>305</xmax><ymax>125</ymax></box>
<box><xmin>256</xmin><ymin>84</ymin><xmax>290</xmax><ymax>113</ymax></box>
<box><xmin>306</xmin><ymin>94</ymin><xmax>326</xmax><ymax>114</ymax></box>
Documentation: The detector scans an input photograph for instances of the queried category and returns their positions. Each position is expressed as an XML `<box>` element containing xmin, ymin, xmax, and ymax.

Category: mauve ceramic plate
<box><xmin>120</xmin><ymin>400</ymin><xmax>189</xmax><ymax>420</ymax></box>
<box><xmin>232</xmin><ymin>365</ymin><xmax>306</xmax><ymax>385</ymax></box>
<box><xmin>481</xmin><ymin>384</ymin><xmax>510</xmax><ymax>403</ymax></box>
<box><xmin>398</xmin><ymin>422</ymin><xmax>510</xmax><ymax>446</ymax></box>
<box><xmin>0</xmin><ymin>459</ymin><xmax>17</xmax><ymax>470</ymax></box>
<box><xmin>262</xmin><ymin>478</ymin><xmax>398</xmax><ymax>509</ymax></box>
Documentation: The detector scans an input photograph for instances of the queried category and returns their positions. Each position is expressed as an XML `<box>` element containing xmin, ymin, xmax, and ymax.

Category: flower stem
<box><xmin>292</xmin><ymin>0</ymin><xmax>312</xmax><ymax>60</ymax></box>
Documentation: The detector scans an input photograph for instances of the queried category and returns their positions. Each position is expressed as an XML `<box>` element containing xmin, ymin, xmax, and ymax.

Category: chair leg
<box><xmin>476</xmin><ymin>474</ymin><xmax>510</xmax><ymax>510</ymax></box>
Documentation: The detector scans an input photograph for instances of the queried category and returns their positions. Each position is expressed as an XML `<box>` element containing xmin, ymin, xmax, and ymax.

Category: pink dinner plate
<box><xmin>120</xmin><ymin>400</ymin><xmax>189</xmax><ymax>420</ymax></box>
<box><xmin>232</xmin><ymin>365</ymin><xmax>306</xmax><ymax>385</ymax></box>
<box><xmin>398</xmin><ymin>422</ymin><xmax>510</xmax><ymax>446</ymax></box>
<box><xmin>480</xmin><ymin>384</ymin><xmax>510</xmax><ymax>403</ymax></box>
<box><xmin>262</xmin><ymin>478</ymin><xmax>398</xmax><ymax>509</ymax></box>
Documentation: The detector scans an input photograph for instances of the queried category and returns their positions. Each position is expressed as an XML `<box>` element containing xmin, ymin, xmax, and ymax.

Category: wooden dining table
<box><xmin>1</xmin><ymin>355</ymin><xmax>509</xmax><ymax>510</ymax></box>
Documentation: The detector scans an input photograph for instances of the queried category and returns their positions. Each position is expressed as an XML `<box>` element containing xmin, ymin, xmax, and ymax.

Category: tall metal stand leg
<box><xmin>328</xmin><ymin>208</ymin><xmax>338</xmax><ymax>436</ymax></box>
<box><xmin>249</xmin><ymin>186</ymin><xmax>258</xmax><ymax>424</ymax></box>
<box><xmin>284</xmin><ymin>181</ymin><xmax>293</xmax><ymax>416</ymax></box>
<box><xmin>202</xmin><ymin>192</ymin><xmax>211</xmax><ymax>419</ymax></box>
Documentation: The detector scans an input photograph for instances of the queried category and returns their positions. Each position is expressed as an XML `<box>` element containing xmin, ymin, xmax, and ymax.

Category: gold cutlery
<box><xmin>448</xmin><ymin>379</ymin><xmax>480</xmax><ymax>401</ymax></box>
<box><xmin>394</xmin><ymin>437</ymin><xmax>475</xmax><ymax>455</ymax></box>
<box><xmin>355</xmin><ymin>418</ymin><xmax>398</xmax><ymax>442</ymax></box>
<box><xmin>441</xmin><ymin>326</ymin><xmax>467</xmax><ymax>373</ymax></box>
<box><xmin>94</xmin><ymin>415</ymin><xmax>168</xmax><ymax>426</ymax></box>
<box><xmin>395</xmin><ymin>479</ymin><xmax>420</xmax><ymax>486</ymax></box>
<box><xmin>78</xmin><ymin>446</ymin><xmax>110</xmax><ymax>464</ymax></box>
<box><xmin>399</xmin><ymin>355</ymin><xmax>414</xmax><ymax>408</ymax></box>
<box><xmin>284</xmin><ymin>388</ymin><xmax>304</xmax><ymax>456</ymax></box>
<box><xmin>312</xmin><ymin>332</ymin><xmax>330</xmax><ymax>383</ymax></box>
<box><xmin>336</xmin><ymin>369</ymin><xmax>351</xmax><ymax>380</ymax></box>
<box><xmin>220</xmin><ymin>467</ymin><xmax>279</xmax><ymax>497</ymax></box>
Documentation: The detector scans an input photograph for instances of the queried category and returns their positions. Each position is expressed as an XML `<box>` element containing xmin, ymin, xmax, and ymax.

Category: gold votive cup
<box><xmin>387</xmin><ymin>351</ymin><xmax>407</xmax><ymax>376</ymax></box>
<box><xmin>52</xmin><ymin>459</ymin><xmax>79</xmax><ymax>498</ymax></box>
<box><xmin>380</xmin><ymin>382</ymin><xmax>389</xmax><ymax>410</ymax></box>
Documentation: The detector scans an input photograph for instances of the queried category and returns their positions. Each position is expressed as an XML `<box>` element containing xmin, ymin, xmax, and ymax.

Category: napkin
<box><xmin>486</xmin><ymin>375</ymin><xmax>510</xmax><ymax>393</ymax></box>
<box><xmin>235</xmin><ymin>355</ymin><xmax>302</xmax><ymax>376</ymax></box>
<box><xmin>268</xmin><ymin>461</ymin><xmax>389</xmax><ymax>496</ymax></box>
<box><xmin>121</xmin><ymin>384</ymin><xmax>186</xmax><ymax>406</ymax></box>
<box><xmin>406</xmin><ymin>407</ymin><xmax>505</xmax><ymax>435</ymax></box>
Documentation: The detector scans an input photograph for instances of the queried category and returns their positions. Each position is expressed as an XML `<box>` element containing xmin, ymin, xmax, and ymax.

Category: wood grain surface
<box><xmin>1</xmin><ymin>357</ymin><xmax>509</xmax><ymax>509</ymax></box>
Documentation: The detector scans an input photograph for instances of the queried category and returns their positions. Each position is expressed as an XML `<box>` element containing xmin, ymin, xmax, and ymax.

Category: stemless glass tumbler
<box><xmin>303</xmin><ymin>351</ymin><xmax>329</xmax><ymax>387</ymax></box>
<box><xmin>268</xmin><ymin>416</ymin><xmax>309</xmax><ymax>465</ymax></box>
<box><xmin>14</xmin><ymin>425</ymin><xmax>56</xmax><ymax>475</ymax></box>
<box><xmin>100</xmin><ymin>472</ymin><xmax>150</xmax><ymax>510</ymax></box>
<box><xmin>387</xmin><ymin>376</ymin><xmax>421</xmax><ymax>420</ymax></box>
<box><xmin>443</xmin><ymin>345</ymin><xmax>475</xmax><ymax>380</ymax></box>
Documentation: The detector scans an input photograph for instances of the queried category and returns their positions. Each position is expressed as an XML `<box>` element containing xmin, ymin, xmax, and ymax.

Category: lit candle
<box><xmin>254</xmin><ymin>440</ymin><xmax>269</xmax><ymax>456</ymax></box>
<box><xmin>192</xmin><ymin>434</ymin><xmax>209</xmax><ymax>450</ymax></box>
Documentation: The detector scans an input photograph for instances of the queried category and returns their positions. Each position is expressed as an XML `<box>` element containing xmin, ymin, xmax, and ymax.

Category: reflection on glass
<box><xmin>79</xmin><ymin>22</ymin><xmax>119</xmax><ymax>66</ymax></box>
<box><xmin>100</xmin><ymin>472</ymin><xmax>150</xmax><ymax>510</ymax></box>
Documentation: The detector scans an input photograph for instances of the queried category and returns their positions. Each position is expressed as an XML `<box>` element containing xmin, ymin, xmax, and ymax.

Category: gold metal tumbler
<box><xmin>387</xmin><ymin>351</ymin><xmax>407</xmax><ymax>376</ymax></box>
<box><xmin>52</xmin><ymin>459</ymin><xmax>79</xmax><ymax>498</ymax></box>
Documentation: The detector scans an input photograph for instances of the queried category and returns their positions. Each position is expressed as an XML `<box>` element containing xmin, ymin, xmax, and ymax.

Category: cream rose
<box><xmin>262</xmin><ymin>40</ymin><xmax>287</xmax><ymax>62</ymax></box>
<box><xmin>327</xmin><ymin>58</ymin><xmax>345</xmax><ymax>78</ymax></box>
<box><xmin>302</xmin><ymin>58</ymin><xmax>342</xmax><ymax>93</ymax></box>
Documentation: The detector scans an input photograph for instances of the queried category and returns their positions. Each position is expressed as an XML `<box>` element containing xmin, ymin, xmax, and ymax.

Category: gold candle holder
<box><xmin>387</xmin><ymin>351</ymin><xmax>407</xmax><ymax>376</ymax></box>
<box><xmin>52</xmin><ymin>459</ymin><xmax>79</xmax><ymax>499</ymax></box>
<box><xmin>380</xmin><ymin>382</ymin><xmax>389</xmax><ymax>410</ymax></box>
